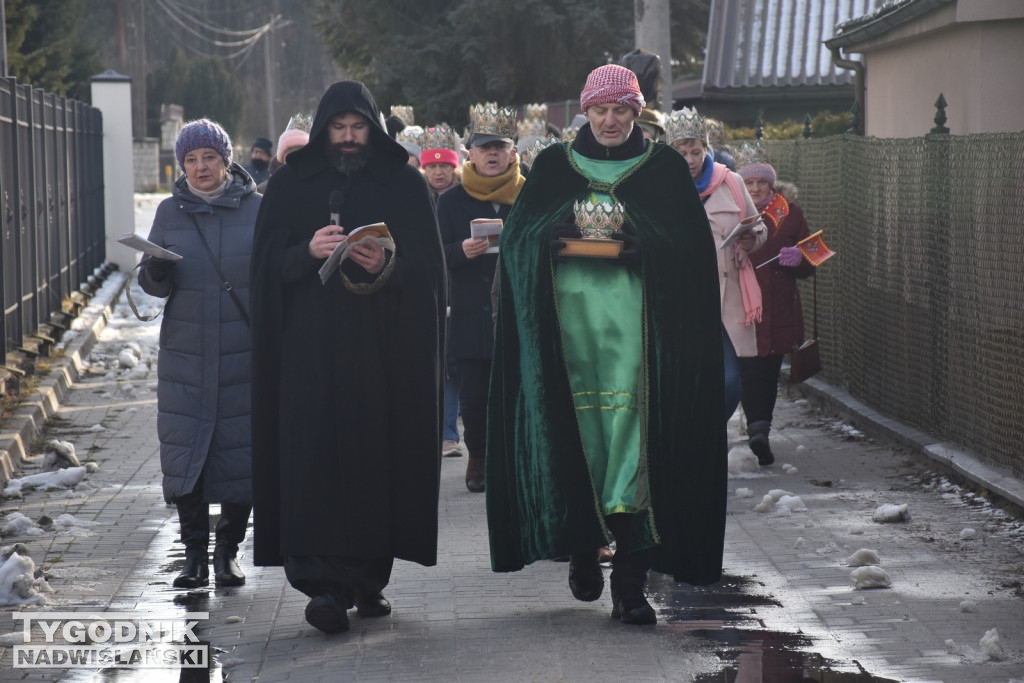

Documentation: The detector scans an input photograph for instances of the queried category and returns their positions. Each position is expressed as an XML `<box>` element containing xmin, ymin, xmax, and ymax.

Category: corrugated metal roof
<box><xmin>703</xmin><ymin>0</ymin><xmax>886</xmax><ymax>89</ymax></box>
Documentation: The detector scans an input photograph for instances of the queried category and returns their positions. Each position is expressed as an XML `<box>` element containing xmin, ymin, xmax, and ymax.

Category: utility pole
<box><xmin>264</xmin><ymin>16</ymin><xmax>276</xmax><ymax>137</ymax></box>
<box><xmin>263</xmin><ymin>15</ymin><xmax>291</xmax><ymax>138</ymax></box>
<box><xmin>1</xmin><ymin>0</ymin><xmax>8</xmax><ymax>77</ymax></box>
<box><xmin>634</xmin><ymin>0</ymin><xmax>672</xmax><ymax>111</ymax></box>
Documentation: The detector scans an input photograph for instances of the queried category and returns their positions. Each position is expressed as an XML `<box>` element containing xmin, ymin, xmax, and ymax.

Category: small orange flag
<box><xmin>797</xmin><ymin>230</ymin><xmax>836</xmax><ymax>267</ymax></box>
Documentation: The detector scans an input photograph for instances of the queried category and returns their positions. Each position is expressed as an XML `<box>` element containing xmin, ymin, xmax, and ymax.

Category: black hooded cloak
<box><xmin>249</xmin><ymin>81</ymin><xmax>446</xmax><ymax>567</ymax></box>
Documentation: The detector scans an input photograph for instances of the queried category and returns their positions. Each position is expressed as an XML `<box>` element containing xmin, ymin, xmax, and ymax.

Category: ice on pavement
<box><xmin>872</xmin><ymin>503</ymin><xmax>910</xmax><ymax>523</ymax></box>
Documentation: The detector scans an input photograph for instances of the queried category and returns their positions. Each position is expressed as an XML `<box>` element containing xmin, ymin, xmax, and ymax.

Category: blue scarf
<box><xmin>693</xmin><ymin>152</ymin><xmax>715</xmax><ymax>197</ymax></box>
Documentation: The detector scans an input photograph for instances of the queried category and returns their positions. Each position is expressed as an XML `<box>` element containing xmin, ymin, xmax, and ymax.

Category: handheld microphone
<box><xmin>329</xmin><ymin>190</ymin><xmax>345</xmax><ymax>233</ymax></box>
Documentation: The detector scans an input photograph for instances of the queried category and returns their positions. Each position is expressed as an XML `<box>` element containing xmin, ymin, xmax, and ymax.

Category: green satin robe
<box><xmin>486</xmin><ymin>139</ymin><xmax>728</xmax><ymax>585</ymax></box>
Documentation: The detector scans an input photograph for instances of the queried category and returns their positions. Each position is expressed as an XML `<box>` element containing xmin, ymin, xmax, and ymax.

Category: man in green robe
<box><xmin>486</xmin><ymin>65</ymin><xmax>727</xmax><ymax>625</ymax></box>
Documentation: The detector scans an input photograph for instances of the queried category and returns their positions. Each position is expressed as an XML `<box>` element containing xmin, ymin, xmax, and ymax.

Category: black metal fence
<box><xmin>762</xmin><ymin>131</ymin><xmax>1024</xmax><ymax>481</ymax></box>
<box><xmin>0</xmin><ymin>77</ymin><xmax>105</xmax><ymax>375</ymax></box>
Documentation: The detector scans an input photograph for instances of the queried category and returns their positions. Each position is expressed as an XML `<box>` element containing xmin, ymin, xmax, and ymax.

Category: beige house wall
<box><xmin>842</xmin><ymin>1</ymin><xmax>1024</xmax><ymax>137</ymax></box>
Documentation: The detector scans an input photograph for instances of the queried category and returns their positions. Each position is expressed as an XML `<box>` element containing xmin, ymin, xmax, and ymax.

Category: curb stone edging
<box><xmin>789</xmin><ymin>367</ymin><xmax>1024</xmax><ymax>511</ymax></box>
<box><xmin>0</xmin><ymin>271</ymin><xmax>128</xmax><ymax>490</ymax></box>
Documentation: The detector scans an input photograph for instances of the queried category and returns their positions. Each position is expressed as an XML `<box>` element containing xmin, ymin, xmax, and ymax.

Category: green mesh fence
<box><xmin>758</xmin><ymin>132</ymin><xmax>1024</xmax><ymax>480</ymax></box>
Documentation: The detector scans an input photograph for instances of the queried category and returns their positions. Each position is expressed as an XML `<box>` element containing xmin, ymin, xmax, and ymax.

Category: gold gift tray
<box><xmin>559</xmin><ymin>238</ymin><xmax>623</xmax><ymax>258</ymax></box>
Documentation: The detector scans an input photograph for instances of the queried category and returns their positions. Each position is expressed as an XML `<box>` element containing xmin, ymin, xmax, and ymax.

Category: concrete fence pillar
<box><xmin>90</xmin><ymin>70</ymin><xmax>136</xmax><ymax>273</ymax></box>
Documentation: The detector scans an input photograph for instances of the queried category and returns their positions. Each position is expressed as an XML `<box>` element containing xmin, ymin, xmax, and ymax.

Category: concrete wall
<box><xmin>857</xmin><ymin>10</ymin><xmax>1024</xmax><ymax>137</ymax></box>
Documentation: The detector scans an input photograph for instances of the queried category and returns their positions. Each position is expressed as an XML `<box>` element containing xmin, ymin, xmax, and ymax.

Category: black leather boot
<box><xmin>174</xmin><ymin>548</ymin><xmax>210</xmax><ymax>588</ymax></box>
<box><xmin>213</xmin><ymin>503</ymin><xmax>251</xmax><ymax>587</ymax></box>
<box><xmin>568</xmin><ymin>549</ymin><xmax>604</xmax><ymax>602</ymax></box>
<box><xmin>609</xmin><ymin>555</ymin><xmax>656</xmax><ymax>625</ymax></box>
<box><xmin>174</xmin><ymin>493</ymin><xmax>209</xmax><ymax>588</ymax></box>
<box><xmin>465</xmin><ymin>457</ymin><xmax>485</xmax><ymax>493</ymax></box>
<box><xmin>605</xmin><ymin>513</ymin><xmax>656</xmax><ymax>625</ymax></box>
<box><xmin>747</xmin><ymin>419</ymin><xmax>774</xmax><ymax>466</ymax></box>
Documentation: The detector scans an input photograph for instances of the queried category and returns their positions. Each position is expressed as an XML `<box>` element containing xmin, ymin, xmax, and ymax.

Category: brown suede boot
<box><xmin>465</xmin><ymin>457</ymin><xmax>485</xmax><ymax>493</ymax></box>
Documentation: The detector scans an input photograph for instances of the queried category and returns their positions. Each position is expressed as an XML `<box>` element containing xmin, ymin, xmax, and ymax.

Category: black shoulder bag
<box><xmin>191</xmin><ymin>214</ymin><xmax>250</xmax><ymax>327</ymax></box>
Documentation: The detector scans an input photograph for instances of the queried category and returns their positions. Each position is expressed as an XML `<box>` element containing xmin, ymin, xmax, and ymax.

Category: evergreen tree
<box><xmin>6</xmin><ymin>0</ymin><xmax>103</xmax><ymax>99</ymax></box>
<box><xmin>306</xmin><ymin>0</ymin><xmax>709</xmax><ymax>129</ymax></box>
<box><xmin>148</xmin><ymin>50</ymin><xmax>245</xmax><ymax>140</ymax></box>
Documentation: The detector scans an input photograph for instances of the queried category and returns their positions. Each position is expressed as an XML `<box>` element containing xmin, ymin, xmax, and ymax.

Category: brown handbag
<box><xmin>789</xmin><ymin>272</ymin><xmax>822</xmax><ymax>383</ymax></box>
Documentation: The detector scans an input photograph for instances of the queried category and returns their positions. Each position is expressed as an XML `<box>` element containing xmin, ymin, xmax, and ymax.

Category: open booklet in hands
<box><xmin>117</xmin><ymin>233</ymin><xmax>183</xmax><ymax>261</ymax></box>
<box><xmin>317</xmin><ymin>222</ymin><xmax>395</xmax><ymax>284</ymax></box>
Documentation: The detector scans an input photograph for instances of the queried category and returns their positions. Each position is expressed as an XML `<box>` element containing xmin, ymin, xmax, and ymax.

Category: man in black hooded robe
<box><xmin>249</xmin><ymin>81</ymin><xmax>446</xmax><ymax>634</ymax></box>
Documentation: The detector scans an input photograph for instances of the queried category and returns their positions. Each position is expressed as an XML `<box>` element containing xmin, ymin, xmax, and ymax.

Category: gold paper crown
<box><xmin>396</xmin><ymin>125</ymin><xmax>424</xmax><ymax>146</ymax></box>
<box><xmin>285</xmin><ymin>112</ymin><xmax>312</xmax><ymax>133</ymax></box>
<box><xmin>562</xmin><ymin>125</ymin><xmax>581</xmax><ymax>142</ymax></box>
<box><xmin>390</xmin><ymin>105</ymin><xmax>415</xmax><ymax>125</ymax></box>
<box><xmin>525</xmin><ymin>103</ymin><xmax>548</xmax><ymax>120</ymax></box>
<box><xmin>665</xmin><ymin>107</ymin><xmax>708</xmax><ymax>145</ymax></box>
<box><xmin>517</xmin><ymin>118</ymin><xmax>548</xmax><ymax>138</ymax></box>
<box><xmin>421</xmin><ymin>123</ymin><xmax>457</xmax><ymax>151</ymax></box>
<box><xmin>574</xmin><ymin>200</ymin><xmax>625</xmax><ymax>239</ymax></box>
<box><xmin>705</xmin><ymin>117</ymin><xmax>726</xmax><ymax>147</ymax></box>
<box><xmin>469</xmin><ymin>102</ymin><xmax>517</xmax><ymax>139</ymax></box>
<box><xmin>735</xmin><ymin>141</ymin><xmax>771</xmax><ymax>169</ymax></box>
<box><xmin>526</xmin><ymin>136</ymin><xmax>561</xmax><ymax>161</ymax></box>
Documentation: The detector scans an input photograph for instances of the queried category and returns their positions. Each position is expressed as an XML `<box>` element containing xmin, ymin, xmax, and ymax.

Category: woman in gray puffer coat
<box><xmin>139</xmin><ymin>119</ymin><xmax>260</xmax><ymax>589</ymax></box>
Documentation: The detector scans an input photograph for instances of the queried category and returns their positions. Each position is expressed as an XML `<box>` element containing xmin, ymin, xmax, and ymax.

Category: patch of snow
<box><xmin>872</xmin><ymin>503</ymin><xmax>910</xmax><ymax>523</ymax></box>
<box><xmin>4</xmin><ymin>467</ymin><xmax>88</xmax><ymax>494</ymax></box>
<box><xmin>1</xmin><ymin>513</ymin><xmax>43</xmax><ymax>536</ymax></box>
<box><xmin>42</xmin><ymin>440</ymin><xmax>80</xmax><ymax>470</ymax></box>
<box><xmin>846</xmin><ymin>548</ymin><xmax>880</xmax><ymax>566</ymax></box>
<box><xmin>959</xmin><ymin>600</ymin><xmax>976</xmax><ymax>613</ymax></box>
<box><xmin>0</xmin><ymin>549</ymin><xmax>47</xmax><ymax>606</ymax></box>
<box><xmin>734</xmin><ymin>488</ymin><xmax>754</xmax><ymax>498</ymax></box>
<box><xmin>979</xmin><ymin>628</ymin><xmax>1005</xmax><ymax>660</ymax></box>
<box><xmin>851</xmin><ymin>565</ymin><xmax>891</xmax><ymax>589</ymax></box>
<box><xmin>777</xmin><ymin>495</ymin><xmax>807</xmax><ymax>512</ymax></box>
<box><xmin>728</xmin><ymin>447</ymin><xmax>760</xmax><ymax>476</ymax></box>
<box><xmin>958</xmin><ymin>528</ymin><xmax>977</xmax><ymax>540</ymax></box>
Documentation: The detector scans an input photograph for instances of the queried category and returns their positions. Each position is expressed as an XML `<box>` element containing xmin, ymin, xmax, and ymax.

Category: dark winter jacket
<box><xmin>138</xmin><ymin>164</ymin><xmax>259</xmax><ymax>504</ymax></box>
<box><xmin>749</xmin><ymin>195</ymin><xmax>816</xmax><ymax>355</ymax></box>
<box><xmin>249</xmin><ymin>80</ymin><xmax>446</xmax><ymax>567</ymax></box>
<box><xmin>437</xmin><ymin>185</ymin><xmax>509</xmax><ymax>359</ymax></box>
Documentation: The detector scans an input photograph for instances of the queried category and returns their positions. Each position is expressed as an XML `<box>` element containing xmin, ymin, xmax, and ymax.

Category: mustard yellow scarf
<box><xmin>462</xmin><ymin>161</ymin><xmax>525</xmax><ymax>205</ymax></box>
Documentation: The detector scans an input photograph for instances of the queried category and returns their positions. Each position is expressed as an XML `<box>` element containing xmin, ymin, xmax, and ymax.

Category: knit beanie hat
<box><xmin>175</xmin><ymin>119</ymin><xmax>233</xmax><ymax>171</ymax></box>
<box><xmin>738</xmin><ymin>163</ymin><xmax>777</xmax><ymax>187</ymax></box>
<box><xmin>276</xmin><ymin>128</ymin><xmax>309</xmax><ymax>163</ymax></box>
<box><xmin>735</xmin><ymin>141</ymin><xmax>776</xmax><ymax>187</ymax></box>
<box><xmin>252</xmin><ymin>137</ymin><xmax>273</xmax><ymax>153</ymax></box>
<box><xmin>579</xmin><ymin>65</ymin><xmax>645</xmax><ymax>117</ymax></box>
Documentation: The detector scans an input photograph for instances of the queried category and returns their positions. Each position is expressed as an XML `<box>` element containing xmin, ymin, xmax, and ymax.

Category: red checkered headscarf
<box><xmin>579</xmin><ymin>65</ymin><xmax>645</xmax><ymax>117</ymax></box>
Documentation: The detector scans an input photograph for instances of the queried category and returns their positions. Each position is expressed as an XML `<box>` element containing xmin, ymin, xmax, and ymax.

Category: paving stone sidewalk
<box><xmin>0</xmin><ymin>245</ymin><xmax>1022</xmax><ymax>681</ymax></box>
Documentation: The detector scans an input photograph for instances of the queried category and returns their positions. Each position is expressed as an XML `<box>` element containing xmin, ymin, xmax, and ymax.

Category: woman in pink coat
<box><xmin>666</xmin><ymin>108</ymin><xmax>766</xmax><ymax>422</ymax></box>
